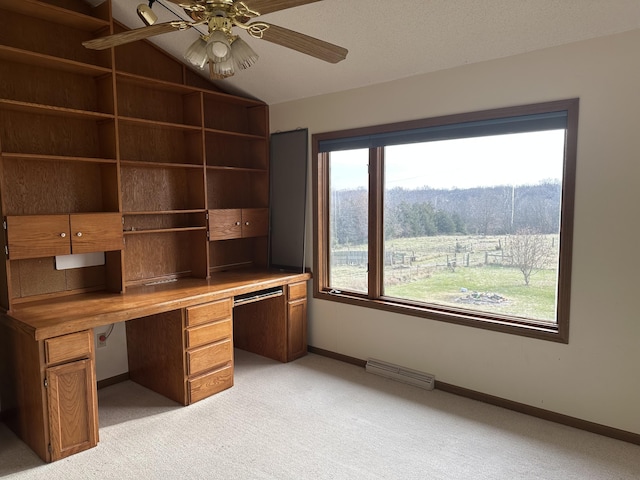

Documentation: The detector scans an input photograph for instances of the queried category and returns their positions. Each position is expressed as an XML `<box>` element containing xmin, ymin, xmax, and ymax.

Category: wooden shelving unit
<box><xmin>0</xmin><ymin>0</ymin><xmax>271</xmax><ymax>307</ymax></box>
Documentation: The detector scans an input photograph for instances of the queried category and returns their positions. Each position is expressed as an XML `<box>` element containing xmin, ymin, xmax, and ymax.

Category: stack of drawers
<box><xmin>185</xmin><ymin>298</ymin><xmax>234</xmax><ymax>403</ymax></box>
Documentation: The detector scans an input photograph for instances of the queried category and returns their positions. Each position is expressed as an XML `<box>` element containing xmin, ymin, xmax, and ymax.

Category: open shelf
<box><xmin>0</xmin><ymin>0</ymin><xmax>110</xmax><ymax>30</ymax></box>
<box><xmin>120</xmin><ymin>165</ymin><xmax>205</xmax><ymax>212</ymax></box>
<box><xmin>0</xmin><ymin>63</ymin><xmax>113</xmax><ymax>113</ymax></box>
<box><xmin>0</xmin><ymin>46</ymin><xmax>111</xmax><ymax>76</ymax></box>
<box><xmin>0</xmin><ymin>157</ymin><xmax>119</xmax><ymax>216</ymax></box>
<box><xmin>207</xmin><ymin>169</ymin><xmax>269</xmax><ymax>210</ymax></box>
<box><xmin>124</xmin><ymin>230</ymin><xmax>208</xmax><ymax>286</ymax></box>
<box><xmin>116</xmin><ymin>79</ymin><xmax>201</xmax><ymax>127</ymax></box>
<box><xmin>118</xmin><ymin>122</ymin><xmax>203</xmax><ymax>165</ymax></box>
<box><xmin>205</xmin><ymin>131</ymin><xmax>268</xmax><ymax>169</ymax></box>
<box><xmin>0</xmin><ymin>99</ymin><xmax>114</xmax><ymax>119</ymax></box>
<box><xmin>1</xmin><ymin>153</ymin><xmax>117</xmax><ymax>165</ymax></box>
<box><xmin>0</xmin><ymin>6</ymin><xmax>111</xmax><ymax>68</ymax></box>
<box><xmin>123</xmin><ymin>210</ymin><xmax>207</xmax><ymax>233</ymax></box>
<box><xmin>0</xmin><ymin>111</ymin><xmax>115</xmax><ymax>158</ymax></box>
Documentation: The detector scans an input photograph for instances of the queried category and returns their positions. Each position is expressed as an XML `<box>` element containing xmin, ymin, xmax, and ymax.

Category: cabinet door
<box><xmin>6</xmin><ymin>215</ymin><xmax>71</xmax><ymax>260</ymax></box>
<box><xmin>241</xmin><ymin>208</ymin><xmax>269</xmax><ymax>238</ymax></box>
<box><xmin>69</xmin><ymin>213</ymin><xmax>123</xmax><ymax>253</ymax></box>
<box><xmin>209</xmin><ymin>209</ymin><xmax>242</xmax><ymax>240</ymax></box>
<box><xmin>287</xmin><ymin>298</ymin><xmax>307</xmax><ymax>361</ymax></box>
<box><xmin>46</xmin><ymin>359</ymin><xmax>98</xmax><ymax>461</ymax></box>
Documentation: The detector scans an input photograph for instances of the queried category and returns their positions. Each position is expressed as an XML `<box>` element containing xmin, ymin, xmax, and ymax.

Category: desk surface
<box><xmin>3</xmin><ymin>269</ymin><xmax>311</xmax><ymax>341</ymax></box>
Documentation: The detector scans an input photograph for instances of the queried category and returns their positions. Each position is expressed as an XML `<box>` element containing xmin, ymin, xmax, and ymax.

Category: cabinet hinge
<box><xmin>44</xmin><ymin>378</ymin><xmax>48</xmax><ymax>388</ymax></box>
<box><xmin>2</xmin><ymin>220</ymin><xmax>6</xmax><ymax>230</ymax></box>
<box><xmin>4</xmin><ymin>245</ymin><xmax>7</xmax><ymax>256</ymax></box>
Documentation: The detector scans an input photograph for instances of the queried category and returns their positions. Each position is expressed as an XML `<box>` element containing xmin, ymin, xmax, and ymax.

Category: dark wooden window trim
<box><xmin>312</xmin><ymin>99</ymin><xmax>578</xmax><ymax>343</ymax></box>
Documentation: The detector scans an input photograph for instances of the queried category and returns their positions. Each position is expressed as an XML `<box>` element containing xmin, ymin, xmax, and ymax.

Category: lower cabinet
<box><xmin>185</xmin><ymin>299</ymin><xmax>234</xmax><ymax>404</ymax></box>
<box><xmin>0</xmin><ymin>325</ymin><xmax>98</xmax><ymax>462</ymax></box>
<box><xmin>287</xmin><ymin>282</ymin><xmax>308</xmax><ymax>362</ymax></box>
<box><xmin>127</xmin><ymin>298</ymin><xmax>234</xmax><ymax>406</ymax></box>
<box><xmin>46</xmin><ymin>359</ymin><xmax>98</xmax><ymax>460</ymax></box>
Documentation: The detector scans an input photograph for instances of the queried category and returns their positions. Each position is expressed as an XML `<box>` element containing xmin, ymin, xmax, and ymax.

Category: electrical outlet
<box><xmin>97</xmin><ymin>332</ymin><xmax>107</xmax><ymax>348</ymax></box>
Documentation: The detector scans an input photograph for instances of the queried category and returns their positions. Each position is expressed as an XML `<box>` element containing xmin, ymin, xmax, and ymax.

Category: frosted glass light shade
<box><xmin>211</xmin><ymin>57</ymin><xmax>235</xmax><ymax>78</ymax></box>
<box><xmin>207</xmin><ymin>31</ymin><xmax>231</xmax><ymax>63</ymax></box>
<box><xmin>184</xmin><ymin>37</ymin><xmax>208</xmax><ymax>69</ymax></box>
<box><xmin>231</xmin><ymin>37</ymin><xmax>259</xmax><ymax>70</ymax></box>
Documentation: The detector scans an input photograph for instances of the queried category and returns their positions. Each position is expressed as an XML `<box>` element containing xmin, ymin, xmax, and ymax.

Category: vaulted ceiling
<box><xmin>110</xmin><ymin>0</ymin><xmax>640</xmax><ymax>105</ymax></box>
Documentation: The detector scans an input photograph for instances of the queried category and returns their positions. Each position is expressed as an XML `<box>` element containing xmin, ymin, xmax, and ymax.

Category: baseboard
<box><xmin>307</xmin><ymin>345</ymin><xmax>640</xmax><ymax>446</ymax></box>
<box><xmin>307</xmin><ymin>346</ymin><xmax>366</xmax><ymax>367</ymax></box>
<box><xmin>97</xmin><ymin>372</ymin><xmax>130</xmax><ymax>390</ymax></box>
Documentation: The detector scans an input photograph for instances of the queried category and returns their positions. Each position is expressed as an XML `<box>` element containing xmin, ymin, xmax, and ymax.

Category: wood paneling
<box><xmin>126</xmin><ymin>310</ymin><xmax>186</xmax><ymax>405</ymax></box>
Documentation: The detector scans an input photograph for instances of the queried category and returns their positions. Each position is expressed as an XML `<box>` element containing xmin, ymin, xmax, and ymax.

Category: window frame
<box><xmin>312</xmin><ymin>99</ymin><xmax>578</xmax><ymax>343</ymax></box>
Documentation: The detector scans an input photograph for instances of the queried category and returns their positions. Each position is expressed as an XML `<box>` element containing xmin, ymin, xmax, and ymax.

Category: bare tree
<box><xmin>509</xmin><ymin>228</ymin><xmax>552</xmax><ymax>286</ymax></box>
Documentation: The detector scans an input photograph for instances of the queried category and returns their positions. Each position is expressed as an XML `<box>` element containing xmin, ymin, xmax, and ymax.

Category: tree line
<box><xmin>331</xmin><ymin>182</ymin><xmax>561</xmax><ymax>246</ymax></box>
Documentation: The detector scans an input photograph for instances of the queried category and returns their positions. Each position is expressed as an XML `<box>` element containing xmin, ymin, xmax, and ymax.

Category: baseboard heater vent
<box><xmin>365</xmin><ymin>358</ymin><xmax>435</xmax><ymax>390</ymax></box>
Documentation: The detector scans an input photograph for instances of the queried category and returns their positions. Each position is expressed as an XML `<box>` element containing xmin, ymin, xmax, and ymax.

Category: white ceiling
<box><xmin>110</xmin><ymin>0</ymin><xmax>640</xmax><ymax>105</ymax></box>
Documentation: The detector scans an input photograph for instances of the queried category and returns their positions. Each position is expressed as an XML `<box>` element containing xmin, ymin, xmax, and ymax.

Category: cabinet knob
<box><xmin>76</xmin><ymin>232</ymin><xmax>83</xmax><ymax>237</ymax></box>
<box><xmin>235</xmin><ymin>222</ymin><xmax>241</xmax><ymax>226</ymax></box>
<box><xmin>245</xmin><ymin>222</ymin><xmax>250</xmax><ymax>226</ymax></box>
<box><xmin>60</xmin><ymin>232</ymin><xmax>66</xmax><ymax>238</ymax></box>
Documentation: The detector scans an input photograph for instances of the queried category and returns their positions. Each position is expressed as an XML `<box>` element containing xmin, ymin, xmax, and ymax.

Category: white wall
<box><xmin>270</xmin><ymin>30</ymin><xmax>640</xmax><ymax>435</ymax></box>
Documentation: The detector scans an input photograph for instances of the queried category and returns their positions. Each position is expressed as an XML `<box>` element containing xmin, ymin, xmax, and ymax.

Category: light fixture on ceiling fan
<box><xmin>83</xmin><ymin>0</ymin><xmax>348</xmax><ymax>80</ymax></box>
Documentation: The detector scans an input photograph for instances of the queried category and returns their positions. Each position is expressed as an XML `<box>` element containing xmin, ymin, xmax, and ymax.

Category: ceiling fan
<box><xmin>83</xmin><ymin>0</ymin><xmax>348</xmax><ymax>79</ymax></box>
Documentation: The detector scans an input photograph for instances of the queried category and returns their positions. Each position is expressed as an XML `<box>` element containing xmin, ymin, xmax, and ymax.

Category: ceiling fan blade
<box><xmin>241</xmin><ymin>0</ymin><xmax>323</xmax><ymax>16</ymax></box>
<box><xmin>82</xmin><ymin>21</ymin><xmax>193</xmax><ymax>50</ymax></box>
<box><xmin>255</xmin><ymin>23</ymin><xmax>347</xmax><ymax>63</ymax></box>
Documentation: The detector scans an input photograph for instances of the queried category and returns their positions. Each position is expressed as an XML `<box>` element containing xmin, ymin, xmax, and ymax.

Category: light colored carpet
<box><xmin>1</xmin><ymin>350</ymin><xmax>639</xmax><ymax>479</ymax></box>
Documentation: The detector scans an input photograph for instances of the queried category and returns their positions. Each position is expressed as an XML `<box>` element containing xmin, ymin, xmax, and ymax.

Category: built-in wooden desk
<box><xmin>0</xmin><ymin>269</ymin><xmax>310</xmax><ymax>462</ymax></box>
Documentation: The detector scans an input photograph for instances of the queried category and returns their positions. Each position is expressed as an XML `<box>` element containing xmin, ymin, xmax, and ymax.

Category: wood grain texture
<box><xmin>6</xmin><ymin>215</ymin><xmax>71</xmax><ymax>259</ymax></box>
<box><xmin>121</xmin><ymin>166</ymin><xmax>204</xmax><ymax>211</ymax></box>
<box><xmin>46</xmin><ymin>358</ymin><xmax>98</xmax><ymax>460</ymax></box>
<box><xmin>288</xmin><ymin>281</ymin><xmax>307</xmax><ymax>300</ymax></box>
<box><xmin>187</xmin><ymin>364</ymin><xmax>233</xmax><ymax>404</ymax></box>
<box><xmin>204</xmin><ymin>132</ymin><xmax>267</xmax><ymax>169</ymax></box>
<box><xmin>44</xmin><ymin>330</ymin><xmax>92</xmax><ymax>366</ymax></box>
<box><xmin>287</xmin><ymin>297</ymin><xmax>307</xmax><ymax>361</ymax></box>
<box><xmin>1</xmin><ymin>159</ymin><xmax>112</xmax><ymax>215</ymax></box>
<box><xmin>113</xmin><ymin>24</ymin><xmax>183</xmax><ymax>84</ymax></box>
<box><xmin>187</xmin><ymin>338</ymin><xmax>232</xmax><ymax>376</ymax></box>
<box><xmin>186</xmin><ymin>318</ymin><xmax>232</xmax><ymax>348</ymax></box>
<box><xmin>0</xmin><ymin>8</ymin><xmax>110</xmax><ymax>67</ymax></box>
<box><xmin>6</xmin><ymin>270</ymin><xmax>310</xmax><ymax>341</ymax></box>
<box><xmin>0</xmin><ymin>110</ymin><xmax>112</xmax><ymax>157</ymax></box>
<box><xmin>126</xmin><ymin>310</ymin><xmax>186</xmax><ymax>405</ymax></box>
<box><xmin>69</xmin><ymin>213</ymin><xmax>123</xmax><ymax>253</ymax></box>
<box><xmin>118</xmin><ymin>124</ymin><xmax>202</xmax><ymax>165</ymax></box>
<box><xmin>185</xmin><ymin>298</ymin><xmax>232</xmax><ymax>327</ymax></box>
<box><xmin>208</xmin><ymin>209</ymin><xmax>242</xmax><ymax>240</ymax></box>
<box><xmin>0</xmin><ymin>60</ymin><xmax>105</xmax><ymax>113</ymax></box>
<box><xmin>0</xmin><ymin>320</ymin><xmax>50</xmax><ymax>461</ymax></box>
<box><xmin>234</xmin><ymin>294</ymin><xmax>287</xmax><ymax>362</ymax></box>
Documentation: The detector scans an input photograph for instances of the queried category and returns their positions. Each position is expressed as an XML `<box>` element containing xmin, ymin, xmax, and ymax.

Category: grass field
<box><xmin>330</xmin><ymin>234</ymin><xmax>559</xmax><ymax>322</ymax></box>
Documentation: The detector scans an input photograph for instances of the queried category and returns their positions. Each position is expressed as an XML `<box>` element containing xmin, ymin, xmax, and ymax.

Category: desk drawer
<box><xmin>186</xmin><ymin>318</ymin><xmax>232</xmax><ymax>349</ymax></box>
<box><xmin>187</xmin><ymin>338</ymin><xmax>233</xmax><ymax>376</ymax></box>
<box><xmin>288</xmin><ymin>281</ymin><xmax>307</xmax><ymax>301</ymax></box>
<box><xmin>186</xmin><ymin>298</ymin><xmax>232</xmax><ymax>327</ymax></box>
<box><xmin>188</xmin><ymin>364</ymin><xmax>234</xmax><ymax>403</ymax></box>
<box><xmin>45</xmin><ymin>330</ymin><xmax>92</xmax><ymax>366</ymax></box>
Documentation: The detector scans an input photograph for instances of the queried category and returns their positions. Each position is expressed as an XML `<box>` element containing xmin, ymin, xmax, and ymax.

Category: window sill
<box><xmin>314</xmin><ymin>289</ymin><xmax>568</xmax><ymax>343</ymax></box>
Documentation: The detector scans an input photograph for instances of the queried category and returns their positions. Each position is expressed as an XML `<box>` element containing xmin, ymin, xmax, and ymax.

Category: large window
<box><xmin>312</xmin><ymin>100</ymin><xmax>578</xmax><ymax>342</ymax></box>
